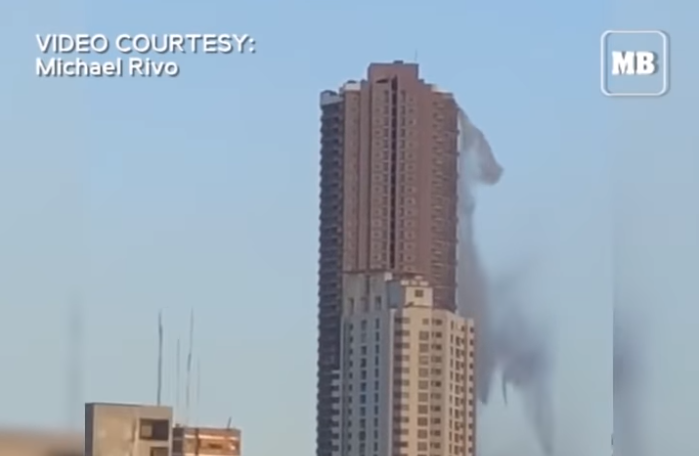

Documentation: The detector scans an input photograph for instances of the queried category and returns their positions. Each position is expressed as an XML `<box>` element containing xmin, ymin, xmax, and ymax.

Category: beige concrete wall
<box><xmin>85</xmin><ymin>403</ymin><xmax>172</xmax><ymax>456</ymax></box>
<box><xmin>340</xmin><ymin>272</ymin><xmax>476</xmax><ymax>456</ymax></box>
<box><xmin>393</xmin><ymin>286</ymin><xmax>474</xmax><ymax>456</ymax></box>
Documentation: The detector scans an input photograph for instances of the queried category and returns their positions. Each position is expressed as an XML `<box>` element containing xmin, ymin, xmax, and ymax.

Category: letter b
<box><xmin>635</xmin><ymin>51</ymin><xmax>656</xmax><ymax>75</ymax></box>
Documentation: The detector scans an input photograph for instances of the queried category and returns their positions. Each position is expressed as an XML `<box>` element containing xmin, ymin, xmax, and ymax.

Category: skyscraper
<box><xmin>317</xmin><ymin>62</ymin><xmax>460</xmax><ymax>456</ymax></box>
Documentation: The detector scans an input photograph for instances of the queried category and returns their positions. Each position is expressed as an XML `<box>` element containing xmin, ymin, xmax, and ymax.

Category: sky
<box><xmin>0</xmin><ymin>0</ymin><xmax>696</xmax><ymax>456</ymax></box>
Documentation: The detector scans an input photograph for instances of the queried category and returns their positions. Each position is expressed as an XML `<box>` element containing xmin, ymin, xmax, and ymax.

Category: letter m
<box><xmin>611</xmin><ymin>51</ymin><xmax>636</xmax><ymax>75</ymax></box>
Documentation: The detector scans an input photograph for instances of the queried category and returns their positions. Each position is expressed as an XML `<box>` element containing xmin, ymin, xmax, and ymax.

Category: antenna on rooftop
<box><xmin>175</xmin><ymin>337</ymin><xmax>181</xmax><ymax>424</ymax></box>
<box><xmin>67</xmin><ymin>297</ymin><xmax>84</xmax><ymax>430</ymax></box>
<box><xmin>184</xmin><ymin>309</ymin><xmax>194</xmax><ymax>425</ymax></box>
<box><xmin>194</xmin><ymin>358</ymin><xmax>201</xmax><ymax>425</ymax></box>
<box><xmin>157</xmin><ymin>310</ymin><xmax>164</xmax><ymax>405</ymax></box>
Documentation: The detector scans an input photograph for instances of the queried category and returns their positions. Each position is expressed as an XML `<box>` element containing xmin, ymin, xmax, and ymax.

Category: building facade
<box><xmin>84</xmin><ymin>403</ymin><xmax>172</xmax><ymax>456</ymax></box>
<box><xmin>317</xmin><ymin>62</ymin><xmax>461</xmax><ymax>456</ymax></box>
<box><xmin>336</xmin><ymin>272</ymin><xmax>475</xmax><ymax>456</ymax></box>
<box><xmin>172</xmin><ymin>426</ymin><xmax>241</xmax><ymax>456</ymax></box>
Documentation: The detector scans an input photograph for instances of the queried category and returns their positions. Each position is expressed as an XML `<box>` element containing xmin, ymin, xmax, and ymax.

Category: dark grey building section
<box><xmin>317</xmin><ymin>88</ymin><xmax>345</xmax><ymax>456</ymax></box>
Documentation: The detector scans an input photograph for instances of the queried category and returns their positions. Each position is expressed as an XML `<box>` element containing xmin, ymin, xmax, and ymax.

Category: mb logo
<box><xmin>611</xmin><ymin>51</ymin><xmax>657</xmax><ymax>75</ymax></box>
<box><xmin>600</xmin><ymin>30</ymin><xmax>669</xmax><ymax>97</ymax></box>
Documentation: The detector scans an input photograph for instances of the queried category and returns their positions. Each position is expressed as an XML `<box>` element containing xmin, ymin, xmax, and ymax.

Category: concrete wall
<box><xmin>85</xmin><ymin>403</ymin><xmax>172</xmax><ymax>456</ymax></box>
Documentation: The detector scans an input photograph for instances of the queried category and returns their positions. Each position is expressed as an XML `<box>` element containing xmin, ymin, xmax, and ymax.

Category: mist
<box><xmin>455</xmin><ymin>104</ymin><xmax>611</xmax><ymax>456</ymax></box>
<box><xmin>455</xmin><ymin>108</ymin><xmax>554</xmax><ymax>455</ymax></box>
<box><xmin>613</xmin><ymin>309</ymin><xmax>646</xmax><ymax>456</ymax></box>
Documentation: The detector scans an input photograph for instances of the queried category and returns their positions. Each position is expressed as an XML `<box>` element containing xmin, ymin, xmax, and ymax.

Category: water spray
<box><xmin>456</xmin><ymin>107</ymin><xmax>554</xmax><ymax>455</ymax></box>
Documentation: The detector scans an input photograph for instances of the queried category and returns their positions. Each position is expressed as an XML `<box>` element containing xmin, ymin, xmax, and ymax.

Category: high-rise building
<box><xmin>336</xmin><ymin>272</ymin><xmax>475</xmax><ymax>456</ymax></box>
<box><xmin>317</xmin><ymin>62</ymin><xmax>460</xmax><ymax>456</ymax></box>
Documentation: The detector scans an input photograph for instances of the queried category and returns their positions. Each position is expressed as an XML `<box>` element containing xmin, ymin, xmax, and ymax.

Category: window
<box><xmin>414</xmin><ymin>289</ymin><xmax>424</xmax><ymax>297</ymax></box>
<box><xmin>150</xmin><ymin>448</ymin><xmax>168</xmax><ymax>456</ymax></box>
<box><xmin>139</xmin><ymin>419</ymin><xmax>170</xmax><ymax>441</ymax></box>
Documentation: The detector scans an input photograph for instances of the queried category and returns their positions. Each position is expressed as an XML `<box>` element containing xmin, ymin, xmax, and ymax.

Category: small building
<box><xmin>172</xmin><ymin>426</ymin><xmax>241</xmax><ymax>456</ymax></box>
<box><xmin>84</xmin><ymin>402</ymin><xmax>173</xmax><ymax>456</ymax></box>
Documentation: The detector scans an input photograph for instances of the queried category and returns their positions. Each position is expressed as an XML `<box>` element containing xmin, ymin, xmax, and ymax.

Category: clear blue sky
<box><xmin>0</xmin><ymin>0</ymin><xmax>696</xmax><ymax>455</ymax></box>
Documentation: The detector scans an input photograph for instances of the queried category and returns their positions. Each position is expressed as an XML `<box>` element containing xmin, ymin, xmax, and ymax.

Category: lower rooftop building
<box><xmin>84</xmin><ymin>402</ymin><xmax>172</xmax><ymax>456</ymax></box>
<box><xmin>336</xmin><ymin>272</ymin><xmax>476</xmax><ymax>456</ymax></box>
<box><xmin>172</xmin><ymin>426</ymin><xmax>241</xmax><ymax>456</ymax></box>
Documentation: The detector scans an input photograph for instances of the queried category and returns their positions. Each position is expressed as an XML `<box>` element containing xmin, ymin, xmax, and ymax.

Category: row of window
<box><xmin>346</xmin><ymin>392</ymin><xmax>380</xmax><ymax>405</ymax></box>
<box><xmin>345</xmin><ymin>403</ymin><xmax>380</xmax><ymax>419</ymax></box>
<box><xmin>392</xmin><ymin>440</ymin><xmax>469</xmax><ymax>454</ymax></box>
<box><xmin>393</xmin><ymin>403</ymin><xmax>467</xmax><ymax>417</ymax></box>
<box><xmin>395</xmin><ymin>342</ymin><xmax>466</xmax><ymax>354</ymax></box>
<box><xmin>393</xmin><ymin>385</ymin><xmax>470</xmax><ymax>401</ymax></box>
<box><xmin>396</xmin><ymin>329</ymin><xmax>468</xmax><ymax>346</ymax></box>
<box><xmin>393</xmin><ymin>379</ymin><xmax>474</xmax><ymax>396</ymax></box>
<box><xmin>404</xmin><ymin>354</ymin><xmax>472</xmax><ymax>369</ymax></box>
<box><xmin>395</xmin><ymin>316</ymin><xmax>467</xmax><ymax>328</ymax></box>
<box><xmin>394</xmin><ymin>363</ymin><xmax>473</xmax><ymax>382</ymax></box>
